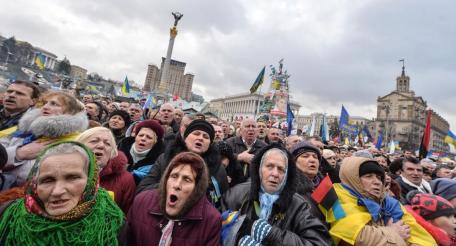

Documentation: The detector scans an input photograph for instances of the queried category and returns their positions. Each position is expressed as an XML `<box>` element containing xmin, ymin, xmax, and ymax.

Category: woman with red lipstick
<box><xmin>122</xmin><ymin>152</ymin><xmax>221</xmax><ymax>246</ymax></box>
<box><xmin>118</xmin><ymin>119</ymin><xmax>165</xmax><ymax>184</ymax></box>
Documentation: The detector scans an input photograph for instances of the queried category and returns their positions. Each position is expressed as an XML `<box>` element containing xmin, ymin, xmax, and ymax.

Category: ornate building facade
<box><xmin>374</xmin><ymin>65</ymin><xmax>449</xmax><ymax>153</ymax></box>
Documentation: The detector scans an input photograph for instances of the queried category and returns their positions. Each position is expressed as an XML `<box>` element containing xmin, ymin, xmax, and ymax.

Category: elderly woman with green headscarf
<box><xmin>0</xmin><ymin>141</ymin><xmax>124</xmax><ymax>245</ymax></box>
<box><xmin>327</xmin><ymin>156</ymin><xmax>435</xmax><ymax>246</ymax></box>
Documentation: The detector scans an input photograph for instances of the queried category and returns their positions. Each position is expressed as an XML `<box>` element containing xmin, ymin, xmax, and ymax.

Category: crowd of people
<box><xmin>0</xmin><ymin>80</ymin><xmax>454</xmax><ymax>245</ymax></box>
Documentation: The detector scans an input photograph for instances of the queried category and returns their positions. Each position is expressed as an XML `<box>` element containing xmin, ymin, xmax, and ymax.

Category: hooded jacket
<box><xmin>331</xmin><ymin>157</ymin><xmax>435</xmax><ymax>246</ymax></box>
<box><xmin>0</xmin><ymin>109</ymin><xmax>88</xmax><ymax>185</ymax></box>
<box><xmin>99</xmin><ymin>151</ymin><xmax>136</xmax><ymax>214</ymax></box>
<box><xmin>222</xmin><ymin>143</ymin><xmax>332</xmax><ymax>246</ymax></box>
<box><xmin>136</xmin><ymin>134</ymin><xmax>229</xmax><ymax>211</ymax></box>
<box><xmin>121</xmin><ymin>153</ymin><xmax>221</xmax><ymax>246</ymax></box>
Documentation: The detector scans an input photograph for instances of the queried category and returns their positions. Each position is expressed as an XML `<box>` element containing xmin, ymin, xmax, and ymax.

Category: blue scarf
<box><xmin>341</xmin><ymin>183</ymin><xmax>403</xmax><ymax>224</ymax></box>
<box><xmin>11</xmin><ymin>130</ymin><xmax>36</xmax><ymax>145</ymax></box>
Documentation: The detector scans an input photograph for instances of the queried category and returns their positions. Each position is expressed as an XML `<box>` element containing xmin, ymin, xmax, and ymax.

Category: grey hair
<box><xmin>39</xmin><ymin>143</ymin><xmax>90</xmax><ymax>173</ymax></box>
<box><xmin>260</xmin><ymin>148</ymin><xmax>288</xmax><ymax>167</ymax></box>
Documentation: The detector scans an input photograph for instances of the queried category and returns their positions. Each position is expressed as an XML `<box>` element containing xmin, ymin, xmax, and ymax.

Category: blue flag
<box><xmin>339</xmin><ymin>105</ymin><xmax>350</xmax><ymax>129</ymax></box>
<box><xmin>287</xmin><ymin>103</ymin><xmax>295</xmax><ymax>136</ymax></box>
<box><xmin>375</xmin><ymin>133</ymin><xmax>383</xmax><ymax>149</ymax></box>
<box><xmin>249</xmin><ymin>66</ymin><xmax>265</xmax><ymax>94</ymax></box>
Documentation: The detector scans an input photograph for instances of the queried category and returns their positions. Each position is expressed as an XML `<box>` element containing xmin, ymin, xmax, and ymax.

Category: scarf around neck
<box><xmin>0</xmin><ymin>141</ymin><xmax>124</xmax><ymax>245</ymax></box>
<box><xmin>341</xmin><ymin>183</ymin><xmax>403</xmax><ymax>224</ymax></box>
<box><xmin>130</xmin><ymin>144</ymin><xmax>151</xmax><ymax>164</ymax></box>
<box><xmin>400</xmin><ymin>175</ymin><xmax>432</xmax><ymax>193</ymax></box>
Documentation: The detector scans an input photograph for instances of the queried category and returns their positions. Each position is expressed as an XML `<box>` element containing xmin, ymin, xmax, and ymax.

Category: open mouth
<box><xmin>50</xmin><ymin>199</ymin><xmax>69</xmax><ymax>207</ymax></box>
<box><xmin>195</xmin><ymin>142</ymin><xmax>202</xmax><ymax>148</ymax></box>
<box><xmin>168</xmin><ymin>194</ymin><xmax>178</xmax><ymax>206</ymax></box>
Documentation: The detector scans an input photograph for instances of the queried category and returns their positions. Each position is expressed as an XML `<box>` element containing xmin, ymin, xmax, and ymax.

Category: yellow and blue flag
<box><xmin>445</xmin><ymin>130</ymin><xmax>456</xmax><ymax>147</ymax></box>
<box><xmin>35</xmin><ymin>53</ymin><xmax>45</xmax><ymax>70</ymax></box>
<box><xmin>121</xmin><ymin>76</ymin><xmax>130</xmax><ymax>96</ymax></box>
<box><xmin>249</xmin><ymin>66</ymin><xmax>265</xmax><ymax>94</ymax></box>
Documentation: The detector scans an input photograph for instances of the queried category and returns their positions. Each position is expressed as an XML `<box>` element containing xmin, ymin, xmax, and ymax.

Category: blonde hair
<box><xmin>76</xmin><ymin>127</ymin><xmax>118</xmax><ymax>158</ymax></box>
<box><xmin>37</xmin><ymin>91</ymin><xmax>85</xmax><ymax>115</ymax></box>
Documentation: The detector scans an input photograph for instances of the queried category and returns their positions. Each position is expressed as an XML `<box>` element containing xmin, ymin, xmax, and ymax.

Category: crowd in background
<box><xmin>0</xmin><ymin>80</ymin><xmax>454</xmax><ymax>245</ymax></box>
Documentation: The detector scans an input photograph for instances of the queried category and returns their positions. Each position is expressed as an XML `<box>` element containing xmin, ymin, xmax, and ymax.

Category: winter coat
<box><xmin>294</xmin><ymin>171</ymin><xmax>327</xmax><ymax>226</ymax></box>
<box><xmin>0</xmin><ymin>109</ymin><xmax>88</xmax><ymax>186</ymax></box>
<box><xmin>136</xmin><ymin>134</ymin><xmax>229</xmax><ymax>210</ymax></box>
<box><xmin>396</xmin><ymin>176</ymin><xmax>432</xmax><ymax>204</ymax></box>
<box><xmin>100</xmin><ymin>151</ymin><xmax>136</xmax><ymax>214</ymax></box>
<box><xmin>222</xmin><ymin>143</ymin><xmax>332</xmax><ymax>246</ymax></box>
<box><xmin>117</xmin><ymin>136</ymin><xmax>164</xmax><ymax>172</ymax></box>
<box><xmin>225</xmin><ymin>136</ymin><xmax>267</xmax><ymax>178</ymax></box>
<box><xmin>121</xmin><ymin>189</ymin><xmax>221</xmax><ymax>246</ymax></box>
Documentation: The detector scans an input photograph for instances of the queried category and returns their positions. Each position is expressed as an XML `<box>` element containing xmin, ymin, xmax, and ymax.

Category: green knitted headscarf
<box><xmin>0</xmin><ymin>141</ymin><xmax>124</xmax><ymax>245</ymax></box>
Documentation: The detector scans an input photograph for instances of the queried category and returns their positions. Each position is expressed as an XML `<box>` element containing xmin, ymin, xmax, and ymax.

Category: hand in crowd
<box><xmin>238</xmin><ymin>150</ymin><xmax>254</xmax><ymax>164</ymax></box>
<box><xmin>387</xmin><ymin>219</ymin><xmax>411</xmax><ymax>240</ymax></box>
<box><xmin>16</xmin><ymin>140</ymin><xmax>55</xmax><ymax>161</ymax></box>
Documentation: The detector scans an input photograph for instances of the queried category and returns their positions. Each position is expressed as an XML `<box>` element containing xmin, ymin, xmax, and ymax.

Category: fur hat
<box><xmin>184</xmin><ymin>119</ymin><xmax>215</xmax><ymax>143</ymax></box>
<box><xmin>134</xmin><ymin>120</ymin><xmax>164</xmax><ymax>140</ymax></box>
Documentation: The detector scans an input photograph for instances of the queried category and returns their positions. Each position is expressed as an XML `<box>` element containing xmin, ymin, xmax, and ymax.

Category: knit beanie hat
<box><xmin>134</xmin><ymin>119</ymin><xmax>164</xmax><ymax>140</ymax></box>
<box><xmin>184</xmin><ymin>119</ymin><xmax>215</xmax><ymax>143</ymax></box>
<box><xmin>109</xmin><ymin>110</ymin><xmax>131</xmax><ymax>127</ymax></box>
<box><xmin>410</xmin><ymin>193</ymin><xmax>455</xmax><ymax>220</ymax></box>
<box><xmin>431</xmin><ymin>178</ymin><xmax>456</xmax><ymax>203</ymax></box>
<box><xmin>359</xmin><ymin>161</ymin><xmax>385</xmax><ymax>183</ymax></box>
<box><xmin>290</xmin><ymin>141</ymin><xmax>321</xmax><ymax>161</ymax></box>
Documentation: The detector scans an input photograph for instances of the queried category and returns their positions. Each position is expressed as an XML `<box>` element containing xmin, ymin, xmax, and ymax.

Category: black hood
<box><xmin>249</xmin><ymin>142</ymin><xmax>296</xmax><ymax>212</ymax></box>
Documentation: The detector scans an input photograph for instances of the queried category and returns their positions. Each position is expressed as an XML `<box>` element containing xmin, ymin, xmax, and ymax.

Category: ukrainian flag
<box><xmin>445</xmin><ymin>130</ymin><xmax>456</xmax><ymax>147</ymax></box>
<box><xmin>35</xmin><ymin>53</ymin><xmax>45</xmax><ymax>70</ymax></box>
<box><xmin>121</xmin><ymin>76</ymin><xmax>130</xmax><ymax>96</ymax></box>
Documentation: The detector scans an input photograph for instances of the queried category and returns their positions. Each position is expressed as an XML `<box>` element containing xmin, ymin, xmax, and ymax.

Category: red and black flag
<box><xmin>311</xmin><ymin>175</ymin><xmax>345</xmax><ymax>221</ymax></box>
<box><xmin>419</xmin><ymin>110</ymin><xmax>432</xmax><ymax>159</ymax></box>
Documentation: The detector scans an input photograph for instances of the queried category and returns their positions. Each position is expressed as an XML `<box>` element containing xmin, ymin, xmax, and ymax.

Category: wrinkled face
<box><xmin>3</xmin><ymin>83</ymin><xmax>35</xmax><ymax>114</ymax></box>
<box><xmin>82</xmin><ymin>131</ymin><xmax>113</xmax><ymax>169</ymax></box>
<box><xmin>85</xmin><ymin>103</ymin><xmax>99</xmax><ymax>117</ymax></box>
<box><xmin>119</xmin><ymin>102</ymin><xmax>130</xmax><ymax>111</ymax></box>
<box><xmin>37</xmin><ymin>153</ymin><xmax>87</xmax><ymax>216</ymax></box>
<box><xmin>431</xmin><ymin>214</ymin><xmax>456</xmax><ymax>238</ymax></box>
<box><xmin>174</xmin><ymin>110</ymin><xmax>184</xmax><ymax>123</ymax></box>
<box><xmin>108</xmin><ymin>115</ymin><xmax>126</xmax><ymax>129</ymax></box>
<box><xmin>360</xmin><ymin>173</ymin><xmax>383</xmax><ymax>199</ymax></box>
<box><xmin>166</xmin><ymin>164</ymin><xmax>196</xmax><ymax>217</ymax></box>
<box><xmin>257</xmin><ymin>122</ymin><xmax>267</xmax><ymax>138</ymax></box>
<box><xmin>296</xmin><ymin>151</ymin><xmax>320</xmax><ymax>179</ymax></box>
<box><xmin>240</xmin><ymin>120</ymin><xmax>257</xmax><ymax>143</ymax></box>
<box><xmin>286</xmin><ymin>135</ymin><xmax>302</xmax><ymax>151</ymax></box>
<box><xmin>159</xmin><ymin>105</ymin><xmax>174</xmax><ymax>125</ymax></box>
<box><xmin>402</xmin><ymin>161</ymin><xmax>423</xmax><ymax>186</ymax></box>
<box><xmin>208</xmin><ymin>118</ymin><xmax>218</xmax><ymax>125</ymax></box>
<box><xmin>41</xmin><ymin>95</ymin><xmax>65</xmax><ymax>116</ymax></box>
<box><xmin>134</xmin><ymin>128</ymin><xmax>157</xmax><ymax>152</ymax></box>
<box><xmin>128</xmin><ymin>105</ymin><xmax>143</xmax><ymax>121</ymax></box>
<box><xmin>213</xmin><ymin>125</ymin><xmax>224</xmax><ymax>142</ymax></box>
<box><xmin>437</xmin><ymin>167</ymin><xmax>452</xmax><ymax>179</ymax></box>
<box><xmin>267</xmin><ymin>128</ymin><xmax>281</xmax><ymax>143</ymax></box>
<box><xmin>261</xmin><ymin>152</ymin><xmax>287</xmax><ymax>194</ymax></box>
<box><xmin>185</xmin><ymin>130</ymin><xmax>210</xmax><ymax>154</ymax></box>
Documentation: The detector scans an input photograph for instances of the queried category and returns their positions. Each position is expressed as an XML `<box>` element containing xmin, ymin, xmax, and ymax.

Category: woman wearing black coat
<box><xmin>137</xmin><ymin>119</ymin><xmax>229</xmax><ymax>211</ymax></box>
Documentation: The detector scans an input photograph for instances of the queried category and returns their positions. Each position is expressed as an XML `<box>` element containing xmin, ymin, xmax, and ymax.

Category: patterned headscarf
<box><xmin>0</xmin><ymin>141</ymin><xmax>124</xmax><ymax>245</ymax></box>
<box><xmin>24</xmin><ymin>141</ymin><xmax>99</xmax><ymax>220</ymax></box>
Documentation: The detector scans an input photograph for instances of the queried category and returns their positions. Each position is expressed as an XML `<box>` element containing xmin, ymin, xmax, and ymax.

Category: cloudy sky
<box><xmin>1</xmin><ymin>0</ymin><xmax>455</xmax><ymax>128</ymax></box>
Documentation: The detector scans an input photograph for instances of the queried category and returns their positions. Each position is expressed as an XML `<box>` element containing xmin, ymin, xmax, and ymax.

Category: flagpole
<box><xmin>254</xmin><ymin>83</ymin><xmax>263</xmax><ymax>120</ymax></box>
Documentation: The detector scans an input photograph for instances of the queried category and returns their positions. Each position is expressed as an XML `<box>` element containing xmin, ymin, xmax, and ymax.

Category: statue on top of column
<box><xmin>172</xmin><ymin>12</ymin><xmax>183</xmax><ymax>27</ymax></box>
